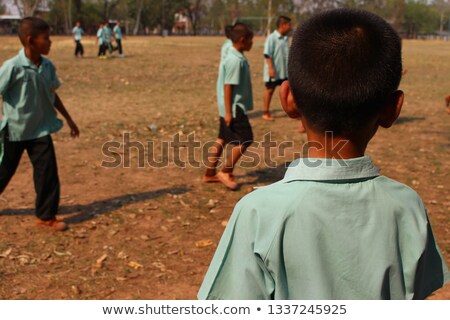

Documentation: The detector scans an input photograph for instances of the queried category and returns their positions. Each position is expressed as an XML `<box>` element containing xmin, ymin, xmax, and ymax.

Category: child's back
<box><xmin>199</xmin><ymin>157</ymin><xmax>448</xmax><ymax>299</ymax></box>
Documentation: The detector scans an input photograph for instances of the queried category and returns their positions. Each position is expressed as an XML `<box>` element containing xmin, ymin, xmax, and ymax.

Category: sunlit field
<box><xmin>0</xmin><ymin>35</ymin><xmax>449</xmax><ymax>299</ymax></box>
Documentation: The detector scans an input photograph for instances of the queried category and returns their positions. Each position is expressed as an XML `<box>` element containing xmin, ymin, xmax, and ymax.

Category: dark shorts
<box><xmin>265</xmin><ymin>78</ymin><xmax>287</xmax><ymax>89</ymax></box>
<box><xmin>218</xmin><ymin>107</ymin><xmax>253</xmax><ymax>147</ymax></box>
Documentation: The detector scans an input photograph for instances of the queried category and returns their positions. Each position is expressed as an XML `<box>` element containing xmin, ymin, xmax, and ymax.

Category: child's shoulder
<box><xmin>0</xmin><ymin>54</ymin><xmax>22</xmax><ymax>75</ymax></box>
<box><xmin>376</xmin><ymin>175</ymin><xmax>424</xmax><ymax>206</ymax></box>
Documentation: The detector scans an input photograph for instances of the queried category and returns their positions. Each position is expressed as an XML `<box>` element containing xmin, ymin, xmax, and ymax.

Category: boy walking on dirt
<box><xmin>0</xmin><ymin>17</ymin><xmax>80</xmax><ymax>231</ymax></box>
<box><xmin>199</xmin><ymin>9</ymin><xmax>448</xmax><ymax>299</ymax></box>
<box><xmin>72</xmin><ymin>21</ymin><xmax>84</xmax><ymax>58</ymax></box>
<box><xmin>262</xmin><ymin>16</ymin><xmax>291</xmax><ymax>121</ymax></box>
<box><xmin>203</xmin><ymin>23</ymin><xmax>254</xmax><ymax>190</ymax></box>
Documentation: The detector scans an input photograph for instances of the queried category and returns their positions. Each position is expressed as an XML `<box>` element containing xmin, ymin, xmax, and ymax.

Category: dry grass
<box><xmin>0</xmin><ymin>36</ymin><xmax>448</xmax><ymax>299</ymax></box>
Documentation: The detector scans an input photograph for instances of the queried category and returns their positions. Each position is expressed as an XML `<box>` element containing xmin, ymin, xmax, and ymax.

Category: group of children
<box><xmin>200</xmin><ymin>10</ymin><xmax>449</xmax><ymax>299</ymax></box>
<box><xmin>96</xmin><ymin>21</ymin><xmax>125</xmax><ymax>59</ymax></box>
<box><xmin>0</xmin><ymin>10</ymin><xmax>448</xmax><ymax>299</ymax></box>
<box><xmin>71</xmin><ymin>21</ymin><xmax>125</xmax><ymax>59</ymax></box>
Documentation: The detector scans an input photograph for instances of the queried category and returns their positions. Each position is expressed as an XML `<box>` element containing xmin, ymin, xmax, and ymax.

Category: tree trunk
<box><xmin>133</xmin><ymin>0</ymin><xmax>144</xmax><ymax>35</ymax></box>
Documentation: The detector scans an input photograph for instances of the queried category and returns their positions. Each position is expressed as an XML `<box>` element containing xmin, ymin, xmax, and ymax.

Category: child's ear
<box><xmin>378</xmin><ymin>90</ymin><xmax>404</xmax><ymax>128</ymax></box>
<box><xmin>279</xmin><ymin>80</ymin><xmax>301</xmax><ymax>119</ymax></box>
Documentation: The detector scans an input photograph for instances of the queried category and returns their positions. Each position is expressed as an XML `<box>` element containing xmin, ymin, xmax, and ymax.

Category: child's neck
<box><xmin>24</xmin><ymin>47</ymin><xmax>42</xmax><ymax>67</ymax></box>
<box><xmin>233</xmin><ymin>43</ymin><xmax>244</xmax><ymax>53</ymax></box>
<box><xmin>277</xmin><ymin>28</ymin><xmax>285</xmax><ymax>36</ymax></box>
<box><xmin>305</xmin><ymin>130</ymin><xmax>368</xmax><ymax>159</ymax></box>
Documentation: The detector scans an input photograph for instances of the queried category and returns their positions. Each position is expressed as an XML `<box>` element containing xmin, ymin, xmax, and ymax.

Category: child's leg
<box><xmin>205</xmin><ymin>138</ymin><xmax>225</xmax><ymax>177</ymax></box>
<box><xmin>117</xmin><ymin>40</ymin><xmax>123</xmax><ymax>54</ymax></box>
<box><xmin>0</xmin><ymin>135</ymin><xmax>25</xmax><ymax>194</ymax></box>
<box><xmin>263</xmin><ymin>86</ymin><xmax>275</xmax><ymax>119</ymax></box>
<box><xmin>26</xmin><ymin>135</ymin><xmax>60</xmax><ymax>221</ymax></box>
<box><xmin>222</xmin><ymin>144</ymin><xmax>248</xmax><ymax>174</ymax></box>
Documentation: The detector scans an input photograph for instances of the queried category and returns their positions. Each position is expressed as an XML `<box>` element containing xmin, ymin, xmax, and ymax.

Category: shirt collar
<box><xmin>274</xmin><ymin>30</ymin><xmax>287</xmax><ymax>40</ymax></box>
<box><xmin>18</xmin><ymin>49</ymin><xmax>49</xmax><ymax>70</ymax></box>
<box><xmin>281</xmin><ymin>156</ymin><xmax>380</xmax><ymax>182</ymax></box>
<box><xmin>229</xmin><ymin>46</ymin><xmax>245</xmax><ymax>59</ymax></box>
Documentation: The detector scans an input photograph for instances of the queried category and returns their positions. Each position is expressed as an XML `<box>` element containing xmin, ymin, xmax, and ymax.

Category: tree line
<box><xmin>2</xmin><ymin>0</ymin><xmax>450</xmax><ymax>38</ymax></box>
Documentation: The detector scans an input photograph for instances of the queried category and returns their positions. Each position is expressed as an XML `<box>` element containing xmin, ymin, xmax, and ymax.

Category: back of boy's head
<box><xmin>288</xmin><ymin>9</ymin><xmax>402</xmax><ymax>135</ymax></box>
<box><xmin>18</xmin><ymin>17</ymin><xmax>50</xmax><ymax>46</ymax></box>
<box><xmin>277</xmin><ymin>16</ymin><xmax>291</xmax><ymax>28</ymax></box>
<box><xmin>230</xmin><ymin>23</ymin><xmax>253</xmax><ymax>44</ymax></box>
<box><xmin>225</xmin><ymin>25</ymin><xmax>233</xmax><ymax>39</ymax></box>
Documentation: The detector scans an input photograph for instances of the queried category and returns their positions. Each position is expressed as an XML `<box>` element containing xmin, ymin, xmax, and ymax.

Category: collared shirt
<box><xmin>97</xmin><ymin>27</ymin><xmax>105</xmax><ymax>44</ymax></box>
<box><xmin>0</xmin><ymin>49</ymin><xmax>63</xmax><ymax>142</ymax></box>
<box><xmin>72</xmin><ymin>26</ymin><xmax>83</xmax><ymax>41</ymax></box>
<box><xmin>198</xmin><ymin>156</ymin><xmax>449</xmax><ymax>300</ymax></box>
<box><xmin>263</xmin><ymin>30</ymin><xmax>289</xmax><ymax>82</ymax></box>
<box><xmin>103</xmin><ymin>25</ymin><xmax>112</xmax><ymax>42</ymax></box>
<box><xmin>216</xmin><ymin>46</ymin><xmax>253</xmax><ymax>118</ymax></box>
<box><xmin>113</xmin><ymin>25</ymin><xmax>122</xmax><ymax>40</ymax></box>
<box><xmin>220</xmin><ymin>39</ymin><xmax>232</xmax><ymax>63</ymax></box>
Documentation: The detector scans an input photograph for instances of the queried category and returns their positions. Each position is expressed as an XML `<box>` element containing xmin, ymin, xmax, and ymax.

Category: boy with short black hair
<box><xmin>203</xmin><ymin>23</ymin><xmax>254</xmax><ymax>190</ymax></box>
<box><xmin>199</xmin><ymin>9</ymin><xmax>448</xmax><ymax>299</ymax></box>
<box><xmin>96</xmin><ymin>23</ymin><xmax>106</xmax><ymax>59</ymax></box>
<box><xmin>103</xmin><ymin>21</ymin><xmax>113</xmax><ymax>56</ymax></box>
<box><xmin>113</xmin><ymin>21</ymin><xmax>125</xmax><ymax>58</ymax></box>
<box><xmin>0</xmin><ymin>17</ymin><xmax>79</xmax><ymax>231</ymax></box>
<box><xmin>262</xmin><ymin>15</ymin><xmax>291</xmax><ymax>121</ymax></box>
<box><xmin>72</xmin><ymin>21</ymin><xmax>84</xmax><ymax>58</ymax></box>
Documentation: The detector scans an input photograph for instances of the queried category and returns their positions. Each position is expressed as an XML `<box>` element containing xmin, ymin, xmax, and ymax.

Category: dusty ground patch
<box><xmin>0</xmin><ymin>36</ymin><xmax>448</xmax><ymax>299</ymax></box>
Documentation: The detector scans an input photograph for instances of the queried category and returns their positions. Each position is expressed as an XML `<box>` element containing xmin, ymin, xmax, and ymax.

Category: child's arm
<box><xmin>54</xmin><ymin>94</ymin><xmax>80</xmax><ymax>138</ymax></box>
<box><xmin>224</xmin><ymin>84</ymin><xmax>233</xmax><ymax>126</ymax></box>
<box><xmin>265</xmin><ymin>56</ymin><xmax>276</xmax><ymax>79</ymax></box>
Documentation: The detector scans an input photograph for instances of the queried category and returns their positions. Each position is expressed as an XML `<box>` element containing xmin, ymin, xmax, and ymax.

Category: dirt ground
<box><xmin>0</xmin><ymin>36</ymin><xmax>448</xmax><ymax>299</ymax></box>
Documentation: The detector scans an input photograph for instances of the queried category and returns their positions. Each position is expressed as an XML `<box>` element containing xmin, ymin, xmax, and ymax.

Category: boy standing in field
<box><xmin>199</xmin><ymin>9</ymin><xmax>449</xmax><ymax>299</ymax></box>
<box><xmin>113</xmin><ymin>21</ymin><xmax>125</xmax><ymax>58</ymax></box>
<box><xmin>103</xmin><ymin>22</ymin><xmax>114</xmax><ymax>57</ymax></box>
<box><xmin>203</xmin><ymin>23</ymin><xmax>254</xmax><ymax>190</ymax></box>
<box><xmin>96</xmin><ymin>23</ymin><xmax>106</xmax><ymax>59</ymax></box>
<box><xmin>72</xmin><ymin>21</ymin><xmax>84</xmax><ymax>58</ymax></box>
<box><xmin>262</xmin><ymin>16</ymin><xmax>291</xmax><ymax>121</ymax></box>
<box><xmin>0</xmin><ymin>17</ymin><xmax>80</xmax><ymax>231</ymax></box>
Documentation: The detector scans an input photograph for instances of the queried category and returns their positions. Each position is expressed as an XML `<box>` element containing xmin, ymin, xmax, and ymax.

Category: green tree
<box><xmin>0</xmin><ymin>0</ymin><xmax>5</xmax><ymax>14</ymax></box>
<box><xmin>404</xmin><ymin>0</ymin><xmax>440</xmax><ymax>37</ymax></box>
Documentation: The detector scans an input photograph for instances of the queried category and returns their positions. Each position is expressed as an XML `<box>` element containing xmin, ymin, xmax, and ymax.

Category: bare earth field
<box><xmin>0</xmin><ymin>36</ymin><xmax>448</xmax><ymax>299</ymax></box>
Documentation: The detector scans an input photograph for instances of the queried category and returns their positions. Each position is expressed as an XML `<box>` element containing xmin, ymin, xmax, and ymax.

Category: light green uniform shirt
<box><xmin>97</xmin><ymin>27</ymin><xmax>105</xmax><ymax>45</ymax></box>
<box><xmin>263</xmin><ymin>30</ymin><xmax>289</xmax><ymax>82</ymax></box>
<box><xmin>220</xmin><ymin>39</ymin><xmax>232</xmax><ymax>63</ymax></box>
<box><xmin>113</xmin><ymin>25</ymin><xmax>122</xmax><ymax>40</ymax></box>
<box><xmin>216</xmin><ymin>47</ymin><xmax>253</xmax><ymax>118</ymax></box>
<box><xmin>103</xmin><ymin>25</ymin><xmax>112</xmax><ymax>42</ymax></box>
<box><xmin>0</xmin><ymin>49</ymin><xmax>63</xmax><ymax>142</ymax></box>
<box><xmin>198</xmin><ymin>156</ymin><xmax>449</xmax><ymax>300</ymax></box>
<box><xmin>72</xmin><ymin>26</ymin><xmax>83</xmax><ymax>41</ymax></box>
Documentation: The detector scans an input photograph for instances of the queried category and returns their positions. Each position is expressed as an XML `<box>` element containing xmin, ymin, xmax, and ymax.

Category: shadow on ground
<box><xmin>0</xmin><ymin>186</ymin><xmax>190</xmax><ymax>224</ymax></box>
<box><xmin>395</xmin><ymin>116</ymin><xmax>425</xmax><ymax>125</ymax></box>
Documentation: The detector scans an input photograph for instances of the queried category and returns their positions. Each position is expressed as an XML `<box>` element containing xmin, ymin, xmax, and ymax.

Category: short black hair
<box><xmin>225</xmin><ymin>25</ymin><xmax>233</xmax><ymax>39</ymax></box>
<box><xmin>230</xmin><ymin>22</ymin><xmax>253</xmax><ymax>44</ymax></box>
<box><xmin>18</xmin><ymin>17</ymin><xmax>50</xmax><ymax>46</ymax></box>
<box><xmin>277</xmin><ymin>16</ymin><xmax>291</xmax><ymax>28</ymax></box>
<box><xmin>288</xmin><ymin>9</ymin><xmax>402</xmax><ymax>135</ymax></box>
